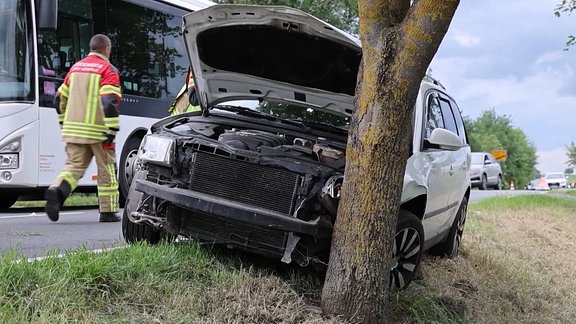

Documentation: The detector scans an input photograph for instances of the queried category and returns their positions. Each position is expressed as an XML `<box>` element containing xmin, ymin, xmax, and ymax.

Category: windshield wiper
<box><xmin>211</xmin><ymin>105</ymin><xmax>277</xmax><ymax>120</ymax></box>
<box><xmin>276</xmin><ymin>118</ymin><xmax>312</xmax><ymax>132</ymax></box>
<box><xmin>287</xmin><ymin>119</ymin><xmax>348</xmax><ymax>133</ymax></box>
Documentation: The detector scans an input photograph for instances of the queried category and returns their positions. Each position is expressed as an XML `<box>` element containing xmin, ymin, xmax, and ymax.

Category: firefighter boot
<box><xmin>44</xmin><ymin>181</ymin><xmax>71</xmax><ymax>222</ymax></box>
<box><xmin>99</xmin><ymin>212</ymin><xmax>121</xmax><ymax>223</ymax></box>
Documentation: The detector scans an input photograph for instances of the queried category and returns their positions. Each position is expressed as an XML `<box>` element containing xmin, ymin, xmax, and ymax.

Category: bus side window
<box><xmin>37</xmin><ymin>0</ymin><xmax>92</xmax><ymax>107</ymax></box>
<box><xmin>105</xmin><ymin>1</ymin><xmax>189</xmax><ymax>99</ymax></box>
<box><xmin>66</xmin><ymin>48</ymin><xmax>78</xmax><ymax>68</ymax></box>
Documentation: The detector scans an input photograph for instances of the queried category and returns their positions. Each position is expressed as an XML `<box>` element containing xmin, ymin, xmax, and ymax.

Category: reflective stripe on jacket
<box><xmin>167</xmin><ymin>68</ymin><xmax>200</xmax><ymax>115</ymax></box>
<box><xmin>167</xmin><ymin>82</ymin><xmax>201</xmax><ymax>115</ymax></box>
<box><xmin>57</xmin><ymin>52</ymin><xmax>122</xmax><ymax>144</ymax></box>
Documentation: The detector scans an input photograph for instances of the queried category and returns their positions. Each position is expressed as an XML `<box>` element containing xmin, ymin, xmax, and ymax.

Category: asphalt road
<box><xmin>0</xmin><ymin>189</ymin><xmax>546</xmax><ymax>260</ymax></box>
<box><xmin>468</xmin><ymin>188</ymin><xmax>546</xmax><ymax>203</ymax></box>
<box><xmin>0</xmin><ymin>206</ymin><xmax>125</xmax><ymax>260</ymax></box>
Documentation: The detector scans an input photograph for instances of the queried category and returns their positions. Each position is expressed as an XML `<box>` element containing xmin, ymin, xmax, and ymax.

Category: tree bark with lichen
<box><xmin>321</xmin><ymin>1</ymin><xmax>459</xmax><ymax>322</ymax></box>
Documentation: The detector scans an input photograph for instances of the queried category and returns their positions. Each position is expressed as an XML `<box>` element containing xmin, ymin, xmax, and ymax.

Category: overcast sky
<box><xmin>430</xmin><ymin>0</ymin><xmax>575</xmax><ymax>174</ymax></box>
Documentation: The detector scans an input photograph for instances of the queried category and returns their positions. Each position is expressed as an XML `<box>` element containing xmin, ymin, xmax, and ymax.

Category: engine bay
<box><xmin>166</xmin><ymin>118</ymin><xmax>347</xmax><ymax>169</ymax></box>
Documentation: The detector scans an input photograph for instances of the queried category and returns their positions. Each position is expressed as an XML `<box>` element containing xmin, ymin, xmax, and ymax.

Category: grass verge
<box><xmin>392</xmin><ymin>193</ymin><xmax>576</xmax><ymax>323</ymax></box>
<box><xmin>2</xmin><ymin>193</ymin><xmax>575</xmax><ymax>323</ymax></box>
<box><xmin>0</xmin><ymin>242</ymin><xmax>329</xmax><ymax>323</ymax></box>
<box><xmin>13</xmin><ymin>193</ymin><xmax>98</xmax><ymax>208</ymax></box>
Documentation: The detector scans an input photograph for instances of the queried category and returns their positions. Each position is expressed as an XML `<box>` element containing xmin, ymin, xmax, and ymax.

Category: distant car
<box><xmin>469</xmin><ymin>152</ymin><xmax>503</xmax><ymax>190</ymax></box>
<box><xmin>544</xmin><ymin>172</ymin><xmax>568</xmax><ymax>189</ymax></box>
<box><xmin>526</xmin><ymin>177</ymin><xmax>549</xmax><ymax>191</ymax></box>
<box><xmin>526</xmin><ymin>178</ymin><xmax>539</xmax><ymax>190</ymax></box>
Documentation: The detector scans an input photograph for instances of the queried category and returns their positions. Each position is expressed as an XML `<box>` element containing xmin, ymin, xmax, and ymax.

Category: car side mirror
<box><xmin>426</xmin><ymin>128</ymin><xmax>462</xmax><ymax>151</ymax></box>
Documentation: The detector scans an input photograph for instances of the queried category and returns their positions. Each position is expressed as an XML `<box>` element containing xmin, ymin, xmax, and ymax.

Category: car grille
<box><xmin>180</xmin><ymin>208</ymin><xmax>287</xmax><ymax>255</ymax></box>
<box><xmin>190</xmin><ymin>152</ymin><xmax>300</xmax><ymax>214</ymax></box>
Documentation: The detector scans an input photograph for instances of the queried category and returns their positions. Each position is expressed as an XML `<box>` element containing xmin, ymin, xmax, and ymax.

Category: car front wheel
<box><xmin>122</xmin><ymin>205</ymin><xmax>163</xmax><ymax>244</ymax></box>
<box><xmin>494</xmin><ymin>175</ymin><xmax>503</xmax><ymax>190</ymax></box>
<box><xmin>479</xmin><ymin>174</ymin><xmax>488</xmax><ymax>190</ymax></box>
<box><xmin>390</xmin><ymin>209</ymin><xmax>424</xmax><ymax>290</ymax></box>
<box><xmin>118</xmin><ymin>136</ymin><xmax>143</xmax><ymax>207</ymax></box>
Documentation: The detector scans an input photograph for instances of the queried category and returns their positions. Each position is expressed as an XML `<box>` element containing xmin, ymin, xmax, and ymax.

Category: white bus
<box><xmin>0</xmin><ymin>0</ymin><xmax>214</xmax><ymax>208</ymax></box>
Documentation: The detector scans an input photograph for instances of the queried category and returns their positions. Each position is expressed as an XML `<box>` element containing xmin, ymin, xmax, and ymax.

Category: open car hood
<box><xmin>182</xmin><ymin>4</ymin><xmax>362</xmax><ymax>116</ymax></box>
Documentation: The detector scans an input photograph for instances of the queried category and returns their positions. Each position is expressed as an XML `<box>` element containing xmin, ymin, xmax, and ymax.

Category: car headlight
<box><xmin>138</xmin><ymin>135</ymin><xmax>175</xmax><ymax>166</ymax></box>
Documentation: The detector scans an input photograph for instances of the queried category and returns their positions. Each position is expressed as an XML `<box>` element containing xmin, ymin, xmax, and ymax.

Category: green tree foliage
<box><xmin>256</xmin><ymin>101</ymin><xmax>349</xmax><ymax>127</ymax></box>
<box><xmin>555</xmin><ymin>0</ymin><xmax>576</xmax><ymax>15</ymax></box>
<box><xmin>212</xmin><ymin>0</ymin><xmax>359</xmax><ymax>34</ymax></box>
<box><xmin>465</xmin><ymin>109</ymin><xmax>537</xmax><ymax>189</ymax></box>
<box><xmin>555</xmin><ymin>0</ymin><xmax>576</xmax><ymax>49</ymax></box>
<box><xmin>531</xmin><ymin>167</ymin><xmax>542</xmax><ymax>179</ymax></box>
<box><xmin>565</xmin><ymin>141</ymin><xmax>576</xmax><ymax>166</ymax></box>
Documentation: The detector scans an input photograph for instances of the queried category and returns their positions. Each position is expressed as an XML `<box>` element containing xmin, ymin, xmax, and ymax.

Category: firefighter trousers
<box><xmin>52</xmin><ymin>142</ymin><xmax>119</xmax><ymax>213</ymax></box>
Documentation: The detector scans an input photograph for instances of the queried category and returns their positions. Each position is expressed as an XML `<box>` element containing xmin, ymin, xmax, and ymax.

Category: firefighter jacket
<box><xmin>167</xmin><ymin>69</ymin><xmax>201</xmax><ymax>115</ymax></box>
<box><xmin>55</xmin><ymin>52</ymin><xmax>122</xmax><ymax>144</ymax></box>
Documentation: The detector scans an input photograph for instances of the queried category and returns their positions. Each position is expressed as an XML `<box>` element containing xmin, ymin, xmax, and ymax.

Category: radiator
<box><xmin>190</xmin><ymin>152</ymin><xmax>300</xmax><ymax>215</ymax></box>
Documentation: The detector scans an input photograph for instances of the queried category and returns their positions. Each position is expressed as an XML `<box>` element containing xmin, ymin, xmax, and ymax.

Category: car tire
<box><xmin>122</xmin><ymin>202</ymin><xmax>163</xmax><ymax>244</ymax></box>
<box><xmin>0</xmin><ymin>194</ymin><xmax>18</xmax><ymax>209</ymax></box>
<box><xmin>390</xmin><ymin>209</ymin><xmax>424</xmax><ymax>290</ymax></box>
<box><xmin>479</xmin><ymin>174</ymin><xmax>488</xmax><ymax>190</ymax></box>
<box><xmin>431</xmin><ymin>196</ymin><xmax>468</xmax><ymax>258</ymax></box>
<box><xmin>118</xmin><ymin>136</ymin><xmax>143</xmax><ymax>208</ymax></box>
<box><xmin>494</xmin><ymin>175</ymin><xmax>503</xmax><ymax>190</ymax></box>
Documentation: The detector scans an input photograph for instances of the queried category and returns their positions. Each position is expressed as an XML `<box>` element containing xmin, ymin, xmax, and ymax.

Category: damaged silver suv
<box><xmin>122</xmin><ymin>5</ymin><xmax>471</xmax><ymax>289</ymax></box>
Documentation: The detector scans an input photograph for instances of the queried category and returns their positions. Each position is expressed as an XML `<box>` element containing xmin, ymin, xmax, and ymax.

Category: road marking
<box><xmin>13</xmin><ymin>246</ymin><xmax>128</xmax><ymax>264</ymax></box>
<box><xmin>0</xmin><ymin>211</ymin><xmax>84</xmax><ymax>219</ymax></box>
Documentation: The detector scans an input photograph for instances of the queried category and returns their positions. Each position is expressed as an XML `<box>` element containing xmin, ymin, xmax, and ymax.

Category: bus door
<box><xmin>37</xmin><ymin>0</ymin><xmax>96</xmax><ymax>186</ymax></box>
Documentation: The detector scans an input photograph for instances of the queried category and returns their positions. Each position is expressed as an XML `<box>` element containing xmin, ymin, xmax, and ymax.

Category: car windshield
<box><xmin>214</xmin><ymin>100</ymin><xmax>350</xmax><ymax>130</ymax></box>
<box><xmin>0</xmin><ymin>0</ymin><xmax>33</xmax><ymax>102</ymax></box>
<box><xmin>470</xmin><ymin>154</ymin><xmax>484</xmax><ymax>164</ymax></box>
<box><xmin>546</xmin><ymin>173</ymin><xmax>564</xmax><ymax>179</ymax></box>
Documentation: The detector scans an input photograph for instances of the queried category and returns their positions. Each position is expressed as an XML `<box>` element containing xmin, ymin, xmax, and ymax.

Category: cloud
<box><xmin>449</xmin><ymin>30</ymin><xmax>480</xmax><ymax>48</ymax></box>
<box><xmin>533</xmin><ymin>51</ymin><xmax>564</xmax><ymax>67</ymax></box>
<box><xmin>429</xmin><ymin>0</ymin><xmax>576</xmax><ymax>173</ymax></box>
<box><xmin>537</xmin><ymin>147</ymin><xmax>569</xmax><ymax>174</ymax></box>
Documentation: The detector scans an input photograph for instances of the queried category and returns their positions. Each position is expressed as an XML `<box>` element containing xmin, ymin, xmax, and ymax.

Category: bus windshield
<box><xmin>0</xmin><ymin>0</ymin><xmax>33</xmax><ymax>102</ymax></box>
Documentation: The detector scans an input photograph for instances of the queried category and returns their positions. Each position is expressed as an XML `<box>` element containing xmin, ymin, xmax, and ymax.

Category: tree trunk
<box><xmin>321</xmin><ymin>0</ymin><xmax>459</xmax><ymax>322</ymax></box>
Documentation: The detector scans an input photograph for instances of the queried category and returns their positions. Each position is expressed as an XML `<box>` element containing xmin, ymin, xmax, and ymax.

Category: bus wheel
<box><xmin>0</xmin><ymin>194</ymin><xmax>18</xmax><ymax>209</ymax></box>
<box><xmin>118</xmin><ymin>136</ymin><xmax>143</xmax><ymax>207</ymax></box>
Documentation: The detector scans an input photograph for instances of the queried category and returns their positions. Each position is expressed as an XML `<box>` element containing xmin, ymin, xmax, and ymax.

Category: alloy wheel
<box><xmin>390</xmin><ymin>226</ymin><xmax>422</xmax><ymax>289</ymax></box>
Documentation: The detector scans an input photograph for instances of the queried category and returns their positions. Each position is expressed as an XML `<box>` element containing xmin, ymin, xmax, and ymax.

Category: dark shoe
<box><xmin>99</xmin><ymin>212</ymin><xmax>121</xmax><ymax>222</ymax></box>
<box><xmin>45</xmin><ymin>186</ymin><xmax>62</xmax><ymax>222</ymax></box>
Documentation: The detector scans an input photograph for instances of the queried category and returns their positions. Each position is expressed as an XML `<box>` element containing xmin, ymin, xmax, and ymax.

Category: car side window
<box><xmin>448</xmin><ymin>99</ymin><xmax>468</xmax><ymax>144</ymax></box>
<box><xmin>438</xmin><ymin>97</ymin><xmax>458</xmax><ymax>135</ymax></box>
<box><xmin>425</xmin><ymin>94</ymin><xmax>445</xmax><ymax>139</ymax></box>
<box><xmin>488</xmin><ymin>154</ymin><xmax>497</xmax><ymax>164</ymax></box>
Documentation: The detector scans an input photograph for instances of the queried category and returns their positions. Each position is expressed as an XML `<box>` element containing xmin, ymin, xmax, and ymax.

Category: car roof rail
<box><xmin>423</xmin><ymin>75</ymin><xmax>446</xmax><ymax>90</ymax></box>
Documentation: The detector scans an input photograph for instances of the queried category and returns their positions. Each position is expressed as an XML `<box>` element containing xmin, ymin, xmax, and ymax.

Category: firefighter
<box><xmin>167</xmin><ymin>68</ymin><xmax>201</xmax><ymax>115</ymax></box>
<box><xmin>45</xmin><ymin>34</ymin><xmax>122</xmax><ymax>223</ymax></box>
